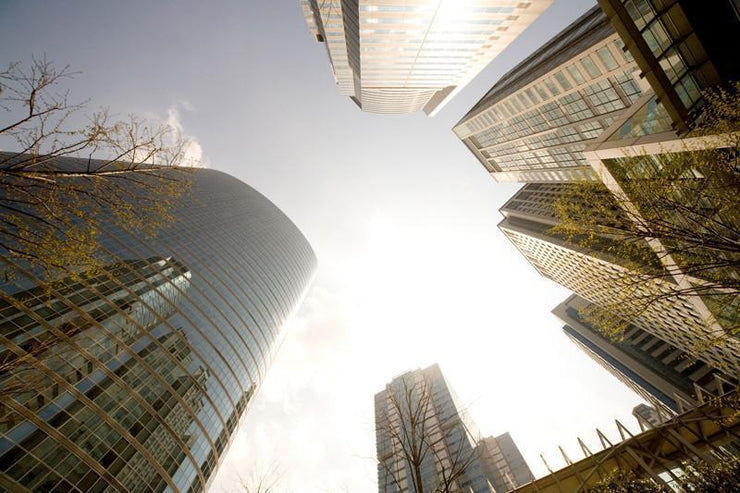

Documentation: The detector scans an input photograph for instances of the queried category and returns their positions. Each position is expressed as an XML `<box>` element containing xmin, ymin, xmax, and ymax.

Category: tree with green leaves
<box><xmin>588</xmin><ymin>458</ymin><xmax>740</xmax><ymax>492</ymax></box>
<box><xmin>0</xmin><ymin>57</ymin><xmax>199</xmax><ymax>394</ymax></box>
<box><xmin>552</xmin><ymin>84</ymin><xmax>740</xmax><ymax>352</ymax></box>
<box><xmin>1</xmin><ymin>56</ymin><xmax>199</xmax><ymax>283</ymax></box>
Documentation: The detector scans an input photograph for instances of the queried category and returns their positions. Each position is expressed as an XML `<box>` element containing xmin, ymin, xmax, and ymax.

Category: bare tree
<box><xmin>0</xmin><ymin>57</ymin><xmax>200</xmax><ymax>395</ymax></box>
<box><xmin>376</xmin><ymin>375</ymin><xmax>483</xmax><ymax>493</ymax></box>
<box><xmin>0</xmin><ymin>56</ymin><xmax>199</xmax><ymax>283</ymax></box>
<box><xmin>238</xmin><ymin>461</ymin><xmax>284</xmax><ymax>493</ymax></box>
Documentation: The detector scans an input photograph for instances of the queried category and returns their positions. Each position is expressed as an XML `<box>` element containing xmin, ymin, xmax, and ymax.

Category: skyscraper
<box><xmin>375</xmin><ymin>364</ymin><xmax>531</xmax><ymax>492</ymax></box>
<box><xmin>553</xmin><ymin>295</ymin><xmax>736</xmax><ymax>414</ymax></box>
<box><xmin>597</xmin><ymin>0</ymin><xmax>740</xmax><ymax>132</ymax></box>
<box><xmin>478</xmin><ymin>434</ymin><xmax>535</xmax><ymax>492</ymax></box>
<box><xmin>454</xmin><ymin>6</ymin><xmax>647</xmax><ymax>183</ymax></box>
<box><xmin>632</xmin><ymin>403</ymin><xmax>662</xmax><ymax>429</ymax></box>
<box><xmin>451</xmin><ymin>0</ymin><xmax>738</xmax><ymax>390</ymax></box>
<box><xmin>498</xmin><ymin>182</ymin><xmax>740</xmax><ymax>376</ymax></box>
<box><xmin>300</xmin><ymin>0</ymin><xmax>552</xmax><ymax>115</ymax></box>
<box><xmin>0</xmin><ymin>156</ymin><xmax>317</xmax><ymax>492</ymax></box>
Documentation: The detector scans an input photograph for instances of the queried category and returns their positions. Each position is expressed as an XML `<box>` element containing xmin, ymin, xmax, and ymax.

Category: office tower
<box><xmin>454</xmin><ymin>6</ymin><xmax>648</xmax><ymax>183</ymax></box>
<box><xmin>573</xmin><ymin>91</ymin><xmax>740</xmax><ymax>359</ymax></box>
<box><xmin>498</xmin><ymin>182</ymin><xmax>740</xmax><ymax>377</ymax></box>
<box><xmin>0</xmin><ymin>156</ymin><xmax>317</xmax><ymax>492</ymax></box>
<box><xmin>597</xmin><ymin>0</ymin><xmax>740</xmax><ymax>132</ymax></box>
<box><xmin>632</xmin><ymin>404</ymin><xmax>662</xmax><ymax>429</ymax></box>
<box><xmin>553</xmin><ymin>295</ymin><xmax>736</xmax><ymax>415</ymax></box>
<box><xmin>300</xmin><ymin>0</ymin><xmax>552</xmax><ymax>115</ymax></box>
<box><xmin>478</xmin><ymin>434</ymin><xmax>535</xmax><ymax>492</ymax></box>
<box><xmin>375</xmin><ymin>364</ymin><xmax>531</xmax><ymax>492</ymax></box>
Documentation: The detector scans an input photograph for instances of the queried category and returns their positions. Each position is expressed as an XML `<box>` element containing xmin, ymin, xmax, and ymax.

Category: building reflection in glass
<box><xmin>1</xmin><ymin>257</ymin><xmax>218</xmax><ymax>491</ymax></box>
<box><xmin>0</xmin><ymin>164</ymin><xmax>316</xmax><ymax>492</ymax></box>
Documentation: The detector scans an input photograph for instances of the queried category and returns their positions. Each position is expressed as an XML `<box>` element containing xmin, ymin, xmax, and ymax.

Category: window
<box><xmin>505</xmin><ymin>101</ymin><xmax>517</xmax><ymax>115</ymax></box>
<box><xmin>525</xmin><ymin>87</ymin><xmax>540</xmax><ymax>105</ymax></box>
<box><xmin>510</xmin><ymin>116</ymin><xmax>531</xmax><ymax>138</ymax></box>
<box><xmin>675</xmin><ymin>73</ymin><xmax>701</xmax><ymax>108</ymax></box>
<box><xmin>544</xmin><ymin>77</ymin><xmax>561</xmax><ymax>96</ymax></box>
<box><xmin>541</xmin><ymin>131</ymin><xmax>563</xmax><ymax>147</ymax></box>
<box><xmin>534</xmin><ymin>83</ymin><xmax>550</xmax><ymax>101</ymax></box>
<box><xmin>659</xmin><ymin>47</ymin><xmax>688</xmax><ymax>83</ymax></box>
<box><xmin>643</xmin><ymin>20</ymin><xmax>671</xmax><ymax>55</ymax></box>
<box><xmin>472</xmin><ymin>123</ymin><xmax>506</xmax><ymax>148</ymax></box>
<box><xmin>615</xmin><ymin>71</ymin><xmax>642</xmax><ymax>103</ymax></box>
<box><xmin>614</xmin><ymin>38</ymin><xmax>633</xmax><ymax>62</ymax></box>
<box><xmin>517</xmin><ymin>93</ymin><xmax>531</xmax><ymax>109</ymax></box>
<box><xmin>566</xmin><ymin>64</ymin><xmax>585</xmax><ymax>85</ymax></box>
<box><xmin>624</xmin><ymin>0</ymin><xmax>655</xmax><ymax>31</ymax></box>
<box><xmin>534</xmin><ymin>149</ymin><xmax>556</xmax><ymax>167</ymax></box>
<box><xmin>596</xmin><ymin>46</ymin><xmax>618</xmax><ymax>71</ymax></box>
<box><xmin>577</xmin><ymin>120</ymin><xmax>604</xmax><ymax>139</ymax></box>
<box><xmin>540</xmin><ymin>101</ymin><xmax>569</xmax><ymax>126</ymax></box>
<box><xmin>558</xmin><ymin>92</ymin><xmax>594</xmax><ymax>121</ymax></box>
<box><xmin>582</xmin><ymin>79</ymin><xmax>625</xmax><ymax>114</ymax></box>
<box><xmin>580</xmin><ymin>55</ymin><xmax>602</xmax><ymax>78</ymax></box>
<box><xmin>556</xmin><ymin>126</ymin><xmax>582</xmax><ymax>143</ymax></box>
<box><xmin>554</xmin><ymin>71</ymin><xmax>572</xmax><ymax>91</ymax></box>
<box><xmin>523</xmin><ymin>109</ymin><xmax>549</xmax><ymax>133</ymax></box>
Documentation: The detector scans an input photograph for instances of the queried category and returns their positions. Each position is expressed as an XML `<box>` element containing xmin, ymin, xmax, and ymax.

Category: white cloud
<box><xmin>211</xmin><ymin>285</ymin><xmax>377</xmax><ymax>492</ymax></box>
<box><xmin>164</xmin><ymin>105</ymin><xmax>207</xmax><ymax>168</ymax></box>
<box><xmin>179</xmin><ymin>100</ymin><xmax>196</xmax><ymax>112</ymax></box>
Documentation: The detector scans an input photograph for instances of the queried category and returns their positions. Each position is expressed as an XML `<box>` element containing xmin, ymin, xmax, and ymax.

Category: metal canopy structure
<box><xmin>514</xmin><ymin>388</ymin><xmax>740</xmax><ymax>492</ymax></box>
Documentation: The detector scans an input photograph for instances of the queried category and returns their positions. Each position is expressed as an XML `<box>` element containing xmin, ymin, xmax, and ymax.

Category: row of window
<box><xmin>462</xmin><ymin>37</ymin><xmax>635</xmax><ymax>137</ymax></box>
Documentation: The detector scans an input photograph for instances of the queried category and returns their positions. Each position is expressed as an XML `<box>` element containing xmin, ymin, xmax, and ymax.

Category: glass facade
<box><xmin>498</xmin><ymin>183</ymin><xmax>740</xmax><ymax>378</ymax></box>
<box><xmin>554</xmin><ymin>295</ymin><xmax>736</xmax><ymax>415</ymax></box>
<box><xmin>478</xmin><ymin>434</ymin><xmax>534</xmax><ymax>491</ymax></box>
<box><xmin>301</xmin><ymin>0</ymin><xmax>552</xmax><ymax>114</ymax></box>
<box><xmin>454</xmin><ymin>6</ymin><xmax>646</xmax><ymax>183</ymax></box>
<box><xmin>0</xmin><ymin>161</ymin><xmax>317</xmax><ymax>492</ymax></box>
<box><xmin>598</xmin><ymin>0</ymin><xmax>740</xmax><ymax>130</ymax></box>
<box><xmin>620</xmin><ymin>0</ymin><xmax>702</xmax><ymax>109</ymax></box>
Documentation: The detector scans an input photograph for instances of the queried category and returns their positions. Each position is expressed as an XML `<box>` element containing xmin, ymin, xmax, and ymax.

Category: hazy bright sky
<box><xmin>1</xmin><ymin>1</ymin><xmax>650</xmax><ymax>491</ymax></box>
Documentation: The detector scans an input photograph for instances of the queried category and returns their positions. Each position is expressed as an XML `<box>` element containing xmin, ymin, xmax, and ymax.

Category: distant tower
<box><xmin>300</xmin><ymin>0</ymin><xmax>552</xmax><ymax>115</ymax></box>
<box><xmin>0</xmin><ymin>156</ymin><xmax>317</xmax><ymax>492</ymax></box>
<box><xmin>374</xmin><ymin>364</ymin><xmax>532</xmax><ymax>492</ymax></box>
<box><xmin>632</xmin><ymin>404</ymin><xmax>663</xmax><ymax>430</ymax></box>
<box><xmin>478</xmin><ymin>434</ymin><xmax>535</xmax><ymax>491</ymax></box>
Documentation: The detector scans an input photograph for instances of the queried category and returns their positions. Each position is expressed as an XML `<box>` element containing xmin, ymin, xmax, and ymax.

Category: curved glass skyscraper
<box><xmin>0</xmin><ymin>160</ymin><xmax>316</xmax><ymax>492</ymax></box>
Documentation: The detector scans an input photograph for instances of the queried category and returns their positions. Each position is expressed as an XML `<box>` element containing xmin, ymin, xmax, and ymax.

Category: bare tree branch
<box><xmin>376</xmin><ymin>375</ymin><xmax>483</xmax><ymax>493</ymax></box>
<box><xmin>0</xmin><ymin>56</ymin><xmax>200</xmax><ymax>395</ymax></box>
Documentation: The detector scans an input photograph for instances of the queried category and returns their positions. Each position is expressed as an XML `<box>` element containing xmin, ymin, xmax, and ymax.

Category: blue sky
<box><xmin>1</xmin><ymin>1</ymin><xmax>647</xmax><ymax>491</ymax></box>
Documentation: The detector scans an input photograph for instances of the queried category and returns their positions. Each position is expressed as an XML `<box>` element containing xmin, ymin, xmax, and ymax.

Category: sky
<box><xmin>1</xmin><ymin>1</ymin><xmax>649</xmax><ymax>491</ymax></box>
